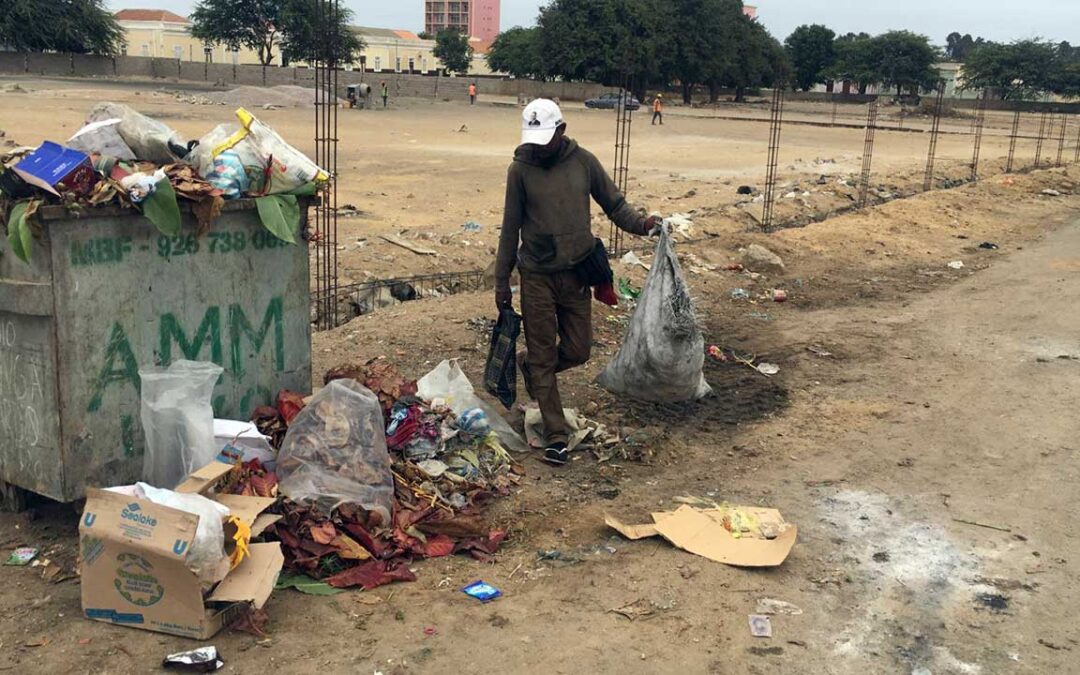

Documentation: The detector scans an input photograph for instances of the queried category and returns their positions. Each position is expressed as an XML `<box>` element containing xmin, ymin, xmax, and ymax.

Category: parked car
<box><xmin>584</xmin><ymin>92</ymin><xmax>641</xmax><ymax>111</ymax></box>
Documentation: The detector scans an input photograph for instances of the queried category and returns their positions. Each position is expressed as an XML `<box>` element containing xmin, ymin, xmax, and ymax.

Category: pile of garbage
<box><xmin>232</xmin><ymin>359</ymin><xmax>522</xmax><ymax>590</ymax></box>
<box><xmin>1</xmin><ymin>101</ymin><xmax>327</xmax><ymax>263</ymax></box>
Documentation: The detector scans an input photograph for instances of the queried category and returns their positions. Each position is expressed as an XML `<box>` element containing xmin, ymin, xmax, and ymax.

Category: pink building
<box><xmin>424</xmin><ymin>0</ymin><xmax>500</xmax><ymax>42</ymax></box>
<box><xmin>743</xmin><ymin>4</ymin><xmax>758</xmax><ymax>19</ymax></box>
<box><xmin>469</xmin><ymin>0</ymin><xmax>501</xmax><ymax>43</ymax></box>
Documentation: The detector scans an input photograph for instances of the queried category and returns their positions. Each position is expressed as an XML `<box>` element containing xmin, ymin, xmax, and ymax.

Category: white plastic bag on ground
<box><xmin>190</xmin><ymin>108</ymin><xmax>328</xmax><ymax>196</ymax></box>
<box><xmin>139</xmin><ymin>360</ymin><xmax>224</xmax><ymax>489</ymax></box>
<box><xmin>86</xmin><ymin>102</ymin><xmax>187</xmax><ymax>163</ymax></box>
<box><xmin>597</xmin><ymin>229</ymin><xmax>711</xmax><ymax>402</ymax></box>
<box><xmin>276</xmin><ymin>380</ymin><xmax>395</xmax><ymax>523</ymax></box>
<box><xmin>417</xmin><ymin>360</ymin><xmax>528</xmax><ymax>453</ymax></box>
<box><xmin>137</xmin><ymin>482</ymin><xmax>231</xmax><ymax>586</ymax></box>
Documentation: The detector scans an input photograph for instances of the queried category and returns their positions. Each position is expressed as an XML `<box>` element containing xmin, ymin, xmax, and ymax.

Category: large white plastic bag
<box><xmin>140</xmin><ymin>360</ymin><xmax>224</xmax><ymax>489</ymax></box>
<box><xmin>137</xmin><ymin>482</ymin><xmax>231</xmax><ymax>586</ymax></box>
<box><xmin>276</xmin><ymin>380</ymin><xmax>395</xmax><ymax>523</ymax></box>
<box><xmin>86</xmin><ymin>102</ymin><xmax>187</xmax><ymax>163</ymax></box>
<box><xmin>190</xmin><ymin>108</ymin><xmax>328</xmax><ymax>196</ymax></box>
<box><xmin>597</xmin><ymin>230</ymin><xmax>711</xmax><ymax>401</ymax></box>
<box><xmin>417</xmin><ymin>360</ymin><xmax>528</xmax><ymax>453</ymax></box>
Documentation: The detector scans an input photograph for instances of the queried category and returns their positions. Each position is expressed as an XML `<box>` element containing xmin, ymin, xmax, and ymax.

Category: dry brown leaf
<box><xmin>332</xmin><ymin>533</ymin><xmax>372</xmax><ymax>560</ymax></box>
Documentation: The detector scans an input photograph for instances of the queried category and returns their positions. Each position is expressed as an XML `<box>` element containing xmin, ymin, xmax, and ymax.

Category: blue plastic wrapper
<box><xmin>457</xmin><ymin>408</ymin><xmax>491</xmax><ymax>438</ymax></box>
<box><xmin>462</xmin><ymin>580</ymin><xmax>501</xmax><ymax>602</ymax></box>
<box><xmin>208</xmin><ymin>150</ymin><xmax>250</xmax><ymax>199</ymax></box>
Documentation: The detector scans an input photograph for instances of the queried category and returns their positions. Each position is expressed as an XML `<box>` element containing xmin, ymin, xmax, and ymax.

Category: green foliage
<box><xmin>434</xmin><ymin>28</ymin><xmax>474</xmax><ymax>75</ymax></box>
<box><xmin>255</xmin><ymin>195</ymin><xmax>299</xmax><ymax>244</ymax></box>
<box><xmin>487</xmin><ymin>27</ymin><xmax>544</xmax><ymax>79</ymax></box>
<box><xmin>830</xmin><ymin>31</ymin><xmax>938</xmax><ymax>96</ymax></box>
<box><xmin>945</xmin><ymin>32</ymin><xmax>987</xmax><ymax>61</ymax></box>
<box><xmin>275</xmin><ymin>572</ymin><xmax>344</xmax><ymax>595</ymax></box>
<box><xmin>962</xmin><ymin>39</ymin><xmax>1079</xmax><ymax>99</ymax></box>
<box><xmin>0</xmin><ymin>0</ymin><xmax>125</xmax><ymax>55</ymax></box>
<box><xmin>785</xmin><ymin>24</ymin><xmax>836</xmax><ymax>91</ymax></box>
<box><xmin>140</xmin><ymin>179</ymin><xmax>182</xmax><ymax>237</ymax></box>
<box><xmin>279</xmin><ymin>0</ymin><xmax>364</xmax><ymax>66</ymax></box>
<box><xmin>5</xmin><ymin>201</ymin><xmax>33</xmax><ymax>264</ymax></box>
<box><xmin>191</xmin><ymin>0</ymin><xmax>282</xmax><ymax>65</ymax></box>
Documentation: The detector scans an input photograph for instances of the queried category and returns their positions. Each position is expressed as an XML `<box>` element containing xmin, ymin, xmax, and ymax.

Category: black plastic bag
<box><xmin>484</xmin><ymin>308</ymin><xmax>522</xmax><ymax>409</ymax></box>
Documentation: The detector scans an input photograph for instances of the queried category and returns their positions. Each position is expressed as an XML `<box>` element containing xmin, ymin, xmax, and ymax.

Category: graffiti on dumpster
<box><xmin>86</xmin><ymin>297</ymin><xmax>286</xmax><ymax>419</ymax></box>
<box><xmin>0</xmin><ymin>320</ymin><xmax>46</xmax><ymax>450</ymax></box>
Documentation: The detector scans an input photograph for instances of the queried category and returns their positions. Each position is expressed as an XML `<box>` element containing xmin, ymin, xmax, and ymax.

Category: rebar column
<box><xmin>1034</xmin><ymin>108</ymin><xmax>1050</xmax><ymax>168</ymax></box>
<box><xmin>970</xmin><ymin>90</ymin><xmax>988</xmax><ymax>181</ymax></box>
<box><xmin>609</xmin><ymin>79</ymin><xmax>634</xmax><ymax>256</ymax></box>
<box><xmin>1055</xmin><ymin>113</ymin><xmax>1068</xmax><ymax>167</ymax></box>
<box><xmin>923</xmin><ymin>81</ymin><xmax>946</xmax><ymax>192</ymax></box>
<box><xmin>1005</xmin><ymin>110</ymin><xmax>1021</xmax><ymax>174</ymax></box>
<box><xmin>858</xmin><ymin>99</ymin><xmax>880</xmax><ymax>209</ymax></box>
<box><xmin>313</xmin><ymin>0</ymin><xmax>340</xmax><ymax>330</ymax></box>
<box><xmin>761</xmin><ymin>87</ymin><xmax>785</xmax><ymax>230</ymax></box>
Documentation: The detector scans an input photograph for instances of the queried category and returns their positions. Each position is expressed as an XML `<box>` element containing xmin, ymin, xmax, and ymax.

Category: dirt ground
<box><xmin>2</xmin><ymin>76</ymin><xmax>1080</xmax><ymax>674</ymax></box>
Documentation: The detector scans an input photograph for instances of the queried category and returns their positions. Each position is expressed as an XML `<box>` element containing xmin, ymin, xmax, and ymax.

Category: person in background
<box><xmin>469</xmin><ymin>82</ymin><xmax>478</xmax><ymax>105</ymax></box>
<box><xmin>652</xmin><ymin>93</ymin><xmax>664</xmax><ymax>125</ymax></box>
<box><xmin>494</xmin><ymin>99</ymin><xmax>660</xmax><ymax>465</ymax></box>
<box><xmin>381</xmin><ymin>81</ymin><xmax>389</xmax><ymax>108</ymax></box>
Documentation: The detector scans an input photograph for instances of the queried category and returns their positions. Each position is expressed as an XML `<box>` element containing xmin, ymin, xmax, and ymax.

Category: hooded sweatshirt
<box><xmin>495</xmin><ymin>138</ymin><xmax>648</xmax><ymax>291</ymax></box>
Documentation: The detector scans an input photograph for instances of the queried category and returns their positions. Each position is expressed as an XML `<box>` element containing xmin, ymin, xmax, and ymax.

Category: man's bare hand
<box><xmin>645</xmin><ymin>215</ymin><xmax>667</xmax><ymax>237</ymax></box>
<box><xmin>495</xmin><ymin>288</ymin><xmax>513</xmax><ymax>311</ymax></box>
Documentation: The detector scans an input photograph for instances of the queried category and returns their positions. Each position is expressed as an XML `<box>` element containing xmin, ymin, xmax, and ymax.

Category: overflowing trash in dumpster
<box><xmin>1</xmin><ymin>102</ymin><xmax>327</xmax><ymax>263</ymax></box>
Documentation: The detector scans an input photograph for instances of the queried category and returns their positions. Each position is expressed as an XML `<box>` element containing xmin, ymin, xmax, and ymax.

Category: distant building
<box><xmin>743</xmin><ymin>5</ymin><xmax>758</xmax><ymax>19</ymax></box>
<box><xmin>351</xmin><ymin>26</ymin><xmax>493</xmax><ymax>76</ymax></box>
<box><xmin>424</xmin><ymin>0</ymin><xmax>501</xmax><ymax>43</ymax></box>
<box><xmin>114</xmin><ymin>9</ymin><xmax>266</xmax><ymax>64</ymax></box>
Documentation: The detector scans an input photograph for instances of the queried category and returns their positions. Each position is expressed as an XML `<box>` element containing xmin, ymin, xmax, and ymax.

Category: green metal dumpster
<box><xmin>0</xmin><ymin>199</ymin><xmax>312</xmax><ymax>502</ymax></box>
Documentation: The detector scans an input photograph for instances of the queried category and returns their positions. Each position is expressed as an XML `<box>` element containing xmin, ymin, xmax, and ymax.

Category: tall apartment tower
<box><xmin>424</xmin><ymin>0</ymin><xmax>500</xmax><ymax>43</ymax></box>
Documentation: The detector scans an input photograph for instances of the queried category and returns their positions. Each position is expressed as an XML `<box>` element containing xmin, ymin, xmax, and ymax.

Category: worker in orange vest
<box><xmin>652</xmin><ymin>93</ymin><xmax>663</xmax><ymax>125</ymax></box>
<box><xmin>469</xmin><ymin>82</ymin><xmax>478</xmax><ymax>105</ymax></box>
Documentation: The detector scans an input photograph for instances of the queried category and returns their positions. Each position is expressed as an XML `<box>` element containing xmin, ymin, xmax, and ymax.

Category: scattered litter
<box><xmin>975</xmin><ymin>592</ymin><xmax>1009</xmax><ymax>613</ymax></box>
<box><xmin>806</xmin><ymin>345</ymin><xmax>832</xmax><ymax>358</ymax></box>
<box><xmin>707</xmin><ymin>345</ymin><xmax>728</xmax><ymax>362</ymax></box>
<box><xmin>978</xmin><ymin>242</ymin><xmax>998</xmax><ymax>250</ymax></box>
<box><xmin>666</xmin><ymin>212</ymin><xmax>694</xmax><ymax>237</ymax></box>
<box><xmin>756</xmin><ymin>363</ymin><xmax>780</xmax><ymax>376</ymax></box>
<box><xmin>606</xmin><ymin>500</ymin><xmax>797</xmax><ymax>567</ymax></box>
<box><xmin>755</xmin><ymin>598</ymin><xmax>803</xmax><ymax>615</ymax></box>
<box><xmin>621</xmin><ymin>250</ymin><xmax>650</xmax><ymax>271</ymax></box>
<box><xmin>23</xmin><ymin>637</ymin><xmax>50</xmax><ymax>648</ymax></box>
<box><xmin>5</xmin><ymin>547</ymin><xmax>38</xmax><ymax>566</ymax></box>
<box><xmin>952</xmin><ymin>517</ymin><xmax>1011</xmax><ymax>532</ymax></box>
<box><xmin>748</xmin><ymin>311</ymin><xmax>773</xmax><ymax>321</ymax></box>
<box><xmin>947</xmin><ymin>260</ymin><xmax>964</xmax><ymax>269</ymax></box>
<box><xmin>609</xmin><ymin>599</ymin><xmax>655</xmax><ymax>621</ymax></box>
<box><xmin>730</xmin><ymin>288</ymin><xmax>751</xmax><ymax>301</ymax></box>
<box><xmin>423</xmin><ymin>626</ymin><xmax>438</xmax><ymax>636</ymax></box>
<box><xmin>462</xmin><ymin>581</ymin><xmax>502</xmax><ymax>602</ymax></box>
<box><xmin>1041</xmin><ymin>189</ymin><xmax>1061</xmax><ymax>197</ymax></box>
<box><xmin>749</xmin><ymin>615</ymin><xmax>773</xmax><ymax>638</ymax></box>
<box><xmin>380</xmin><ymin>233</ymin><xmax>437</xmax><ymax>256</ymax></box>
<box><xmin>737</xmin><ymin>185</ymin><xmax>754</xmax><ymax>195</ymax></box>
<box><xmin>162</xmin><ymin>646</ymin><xmax>224</xmax><ymax>672</ymax></box>
<box><xmin>618</xmin><ymin>277</ymin><xmax>641</xmax><ymax>300</ymax></box>
<box><xmin>462</xmin><ymin>220</ymin><xmax>482</xmax><ymax>232</ymax></box>
<box><xmin>523</xmin><ymin>407</ymin><xmax>617</xmax><ymax>452</ymax></box>
<box><xmin>772</xmin><ymin>289</ymin><xmax>788</xmax><ymax>303</ymax></box>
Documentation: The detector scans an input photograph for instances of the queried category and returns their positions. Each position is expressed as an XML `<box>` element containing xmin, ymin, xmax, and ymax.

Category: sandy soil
<box><xmin>1</xmin><ymin>76</ymin><xmax>1079</xmax><ymax>674</ymax></box>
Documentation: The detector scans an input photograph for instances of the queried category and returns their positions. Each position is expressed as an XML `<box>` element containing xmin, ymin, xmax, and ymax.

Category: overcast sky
<box><xmin>110</xmin><ymin>0</ymin><xmax>1079</xmax><ymax>44</ymax></box>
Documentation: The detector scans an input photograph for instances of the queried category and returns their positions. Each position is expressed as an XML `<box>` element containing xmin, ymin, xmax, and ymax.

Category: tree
<box><xmin>962</xmin><ymin>39</ymin><xmax>1077</xmax><ymax>99</ymax></box>
<box><xmin>945</xmin><ymin>32</ymin><xmax>986</xmax><ymax>61</ymax></box>
<box><xmin>434</xmin><ymin>28</ymin><xmax>473</xmax><ymax>75</ymax></box>
<box><xmin>487</xmin><ymin>27</ymin><xmax>545</xmax><ymax>79</ymax></box>
<box><xmin>716</xmin><ymin>14</ymin><xmax>789</xmax><ymax>101</ymax></box>
<box><xmin>873</xmin><ymin>31</ymin><xmax>939</xmax><ymax>96</ymax></box>
<box><xmin>829</xmin><ymin>32</ymin><xmax>875</xmax><ymax>93</ymax></box>
<box><xmin>537</xmin><ymin>0</ymin><xmax>665</xmax><ymax>96</ymax></box>
<box><xmin>661</xmin><ymin>0</ymin><xmax>745</xmax><ymax>104</ymax></box>
<box><xmin>0</xmin><ymin>0</ymin><xmax>124</xmax><ymax>55</ymax></box>
<box><xmin>785</xmin><ymin>24</ymin><xmax>836</xmax><ymax>91</ymax></box>
<box><xmin>191</xmin><ymin>0</ymin><xmax>282</xmax><ymax>65</ymax></box>
<box><xmin>278</xmin><ymin>0</ymin><xmax>363</xmax><ymax>66</ymax></box>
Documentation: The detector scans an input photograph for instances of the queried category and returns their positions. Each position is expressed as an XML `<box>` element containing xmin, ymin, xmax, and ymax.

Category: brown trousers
<box><xmin>520</xmin><ymin>269</ymin><xmax>592</xmax><ymax>445</ymax></box>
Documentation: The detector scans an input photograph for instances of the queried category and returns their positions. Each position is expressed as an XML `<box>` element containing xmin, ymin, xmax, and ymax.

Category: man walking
<box><xmin>652</xmin><ymin>93</ymin><xmax>663</xmax><ymax>125</ymax></box>
<box><xmin>469</xmin><ymin>82</ymin><xmax>478</xmax><ymax>105</ymax></box>
<box><xmin>381</xmin><ymin>81</ymin><xmax>389</xmax><ymax>108</ymax></box>
<box><xmin>494</xmin><ymin>99</ymin><xmax>658</xmax><ymax>465</ymax></box>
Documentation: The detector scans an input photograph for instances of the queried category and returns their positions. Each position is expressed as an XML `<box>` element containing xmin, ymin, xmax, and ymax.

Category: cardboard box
<box><xmin>79</xmin><ymin>462</ymin><xmax>283</xmax><ymax>639</ymax></box>
<box><xmin>13</xmin><ymin>141</ymin><xmax>99</xmax><ymax>197</ymax></box>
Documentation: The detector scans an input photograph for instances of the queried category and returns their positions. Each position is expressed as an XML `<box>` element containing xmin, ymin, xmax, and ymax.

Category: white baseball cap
<box><xmin>521</xmin><ymin>99</ymin><xmax>564</xmax><ymax>145</ymax></box>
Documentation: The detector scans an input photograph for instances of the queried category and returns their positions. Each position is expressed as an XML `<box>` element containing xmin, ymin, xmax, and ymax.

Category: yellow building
<box><xmin>114</xmin><ymin>9</ymin><xmax>267</xmax><ymax>65</ymax></box>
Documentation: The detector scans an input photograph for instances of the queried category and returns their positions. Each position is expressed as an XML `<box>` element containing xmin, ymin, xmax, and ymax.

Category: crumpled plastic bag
<box><xmin>276</xmin><ymin>380</ymin><xmax>395</xmax><ymax>523</ymax></box>
<box><xmin>111</xmin><ymin>482</ymin><xmax>232</xmax><ymax>587</ymax></box>
<box><xmin>120</xmin><ymin>168</ymin><xmax>166</xmax><ymax>203</ymax></box>
<box><xmin>189</xmin><ymin>107</ymin><xmax>327</xmax><ymax>196</ymax></box>
<box><xmin>86</xmin><ymin>102</ymin><xmax>188</xmax><ymax>163</ymax></box>
<box><xmin>140</xmin><ymin>360</ymin><xmax>224</xmax><ymax>490</ymax></box>
<box><xmin>66</xmin><ymin>118</ymin><xmax>135</xmax><ymax>159</ymax></box>
<box><xmin>597</xmin><ymin>229</ymin><xmax>711</xmax><ymax>402</ymax></box>
<box><xmin>417</xmin><ymin>360</ymin><xmax>528</xmax><ymax>453</ymax></box>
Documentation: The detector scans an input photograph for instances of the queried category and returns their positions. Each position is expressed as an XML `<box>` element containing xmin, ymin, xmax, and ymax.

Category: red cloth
<box><xmin>594</xmin><ymin>282</ymin><xmax>619</xmax><ymax>307</ymax></box>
